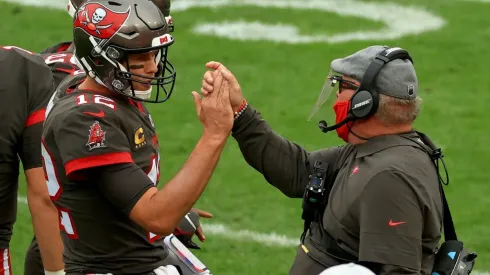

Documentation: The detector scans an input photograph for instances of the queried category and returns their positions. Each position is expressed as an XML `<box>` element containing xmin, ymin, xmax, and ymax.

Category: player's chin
<box><xmin>132</xmin><ymin>81</ymin><xmax>152</xmax><ymax>91</ymax></box>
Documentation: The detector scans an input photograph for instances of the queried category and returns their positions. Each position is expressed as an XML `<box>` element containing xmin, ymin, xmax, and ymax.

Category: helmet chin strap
<box><xmin>133</xmin><ymin>87</ymin><xmax>152</xmax><ymax>100</ymax></box>
<box><xmin>122</xmin><ymin>86</ymin><xmax>152</xmax><ymax>100</ymax></box>
<box><xmin>87</xmin><ymin>73</ymin><xmax>152</xmax><ymax>101</ymax></box>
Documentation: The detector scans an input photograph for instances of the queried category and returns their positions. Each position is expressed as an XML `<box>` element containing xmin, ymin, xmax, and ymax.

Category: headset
<box><xmin>319</xmin><ymin>47</ymin><xmax>414</xmax><ymax>133</ymax></box>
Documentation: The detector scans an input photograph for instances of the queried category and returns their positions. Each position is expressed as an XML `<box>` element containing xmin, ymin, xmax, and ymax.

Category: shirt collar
<box><xmin>355</xmin><ymin>131</ymin><xmax>422</xmax><ymax>158</ymax></box>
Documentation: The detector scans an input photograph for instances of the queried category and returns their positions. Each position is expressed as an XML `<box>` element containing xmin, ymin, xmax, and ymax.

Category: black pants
<box><xmin>289</xmin><ymin>245</ymin><xmax>328</xmax><ymax>275</ymax></box>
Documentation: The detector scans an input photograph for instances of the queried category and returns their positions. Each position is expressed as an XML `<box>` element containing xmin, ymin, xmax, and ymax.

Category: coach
<box><xmin>200</xmin><ymin>45</ymin><xmax>444</xmax><ymax>274</ymax></box>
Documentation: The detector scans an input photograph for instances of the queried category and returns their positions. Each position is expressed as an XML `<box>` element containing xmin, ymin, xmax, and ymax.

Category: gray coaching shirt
<box><xmin>232</xmin><ymin>106</ymin><xmax>443</xmax><ymax>275</ymax></box>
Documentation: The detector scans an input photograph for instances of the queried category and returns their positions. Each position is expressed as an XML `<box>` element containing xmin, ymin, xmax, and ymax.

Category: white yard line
<box><xmin>173</xmin><ymin>0</ymin><xmax>446</xmax><ymax>44</ymax></box>
<box><xmin>200</xmin><ymin>223</ymin><xmax>299</xmax><ymax>247</ymax></box>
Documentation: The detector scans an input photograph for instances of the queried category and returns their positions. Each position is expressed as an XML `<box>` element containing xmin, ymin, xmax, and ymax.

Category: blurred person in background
<box><xmin>0</xmin><ymin>46</ymin><xmax>64</xmax><ymax>275</ymax></box>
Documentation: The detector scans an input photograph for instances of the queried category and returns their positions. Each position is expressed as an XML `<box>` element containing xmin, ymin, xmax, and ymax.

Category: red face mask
<box><xmin>333</xmin><ymin>101</ymin><xmax>351</xmax><ymax>142</ymax></box>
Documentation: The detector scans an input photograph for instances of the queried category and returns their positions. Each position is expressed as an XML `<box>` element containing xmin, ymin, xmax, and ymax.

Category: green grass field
<box><xmin>1</xmin><ymin>0</ymin><xmax>490</xmax><ymax>274</ymax></box>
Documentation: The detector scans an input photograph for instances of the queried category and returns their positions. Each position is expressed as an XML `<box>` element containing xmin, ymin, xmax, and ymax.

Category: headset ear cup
<box><xmin>350</xmin><ymin>90</ymin><xmax>375</xmax><ymax>119</ymax></box>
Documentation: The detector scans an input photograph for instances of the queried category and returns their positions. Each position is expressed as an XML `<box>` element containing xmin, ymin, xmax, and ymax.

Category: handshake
<box><xmin>191</xmin><ymin>61</ymin><xmax>245</xmax><ymax>141</ymax></box>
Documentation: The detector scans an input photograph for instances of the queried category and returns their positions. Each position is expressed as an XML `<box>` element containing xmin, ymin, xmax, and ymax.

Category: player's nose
<box><xmin>146</xmin><ymin>60</ymin><xmax>159</xmax><ymax>75</ymax></box>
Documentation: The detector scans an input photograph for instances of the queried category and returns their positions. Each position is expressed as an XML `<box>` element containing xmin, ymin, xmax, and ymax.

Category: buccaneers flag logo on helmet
<box><xmin>74</xmin><ymin>3</ymin><xmax>130</xmax><ymax>40</ymax></box>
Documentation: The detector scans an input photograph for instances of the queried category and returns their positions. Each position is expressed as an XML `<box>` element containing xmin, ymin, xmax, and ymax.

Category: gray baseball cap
<box><xmin>331</xmin><ymin>45</ymin><xmax>418</xmax><ymax>100</ymax></box>
<box><xmin>308</xmin><ymin>45</ymin><xmax>418</xmax><ymax>122</ymax></box>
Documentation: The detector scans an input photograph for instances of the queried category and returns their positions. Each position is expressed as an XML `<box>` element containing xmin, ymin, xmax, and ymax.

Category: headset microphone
<box><xmin>318</xmin><ymin>114</ymin><xmax>355</xmax><ymax>133</ymax></box>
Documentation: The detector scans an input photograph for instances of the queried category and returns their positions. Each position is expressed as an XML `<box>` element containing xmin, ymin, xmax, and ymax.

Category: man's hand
<box><xmin>174</xmin><ymin>208</ymin><xmax>213</xmax><ymax>250</ymax></box>
<box><xmin>201</xmin><ymin>61</ymin><xmax>244</xmax><ymax>112</ymax></box>
<box><xmin>192</xmin><ymin>208</ymin><xmax>212</xmax><ymax>242</ymax></box>
<box><xmin>192</xmin><ymin>67</ymin><xmax>234</xmax><ymax>140</ymax></box>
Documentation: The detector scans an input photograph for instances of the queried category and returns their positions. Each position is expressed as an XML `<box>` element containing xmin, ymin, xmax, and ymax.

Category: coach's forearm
<box><xmin>25</xmin><ymin>168</ymin><xmax>64</xmax><ymax>271</ymax></box>
<box><xmin>134</xmin><ymin>134</ymin><xmax>227</xmax><ymax>235</ymax></box>
<box><xmin>232</xmin><ymin>106</ymin><xmax>311</xmax><ymax>198</ymax></box>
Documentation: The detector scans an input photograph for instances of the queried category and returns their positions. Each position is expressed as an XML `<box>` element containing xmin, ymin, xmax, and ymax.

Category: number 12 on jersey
<box><xmin>76</xmin><ymin>94</ymin><xmax>116</xmax><ymax>110</ymax></box>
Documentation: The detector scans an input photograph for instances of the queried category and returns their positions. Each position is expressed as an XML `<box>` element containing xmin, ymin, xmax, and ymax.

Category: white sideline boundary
<box><xmin>18</xmin><ymin>196</ymin><xmax>488</xmax><ymax>274</ymax></box>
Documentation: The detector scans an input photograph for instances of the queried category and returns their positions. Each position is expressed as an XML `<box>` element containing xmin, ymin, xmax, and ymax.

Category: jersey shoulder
<box><xmin>0</xmin><ymin>46</ymin><xmax>49</xmax><ymax>75</ymax></box>
<box><xmin>46</xmin><ymin>72</ymin><xmax>87</xmax><ymax>116</ymax></box>
<box><xmin>39</xmin><ymin>51</ymin><xmax>81</xmax><ymax>87</ymax></box>
<box><xmin>39</xmin><ymin>42</ymin><xmax>72</xmax><ymax>54</ymax></box>
<box><xmin>39</xmin><ymin>51</ymin><xmax>79</xmax><ymax>72</ymax></box>
<box><xmin>55</xmin><ymin>72</ymin><xmax>87</xmax><ymax>99</ymax></box>
<box><xmin>44</xmin><ymin>91</ymin><xmax>133</xmax><ymax>158</ymax></box>
<box><xmin>0</xmin><ymin>46</ymin><xmax>54</xmax><ymax>98</ymax></box>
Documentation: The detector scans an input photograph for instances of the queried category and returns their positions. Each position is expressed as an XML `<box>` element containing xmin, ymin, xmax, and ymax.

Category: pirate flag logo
<box><xmin>86</xmin><ymin>121</ymin><xmax>107</xmax><ymax>151</ymax></box>
<box><xmin>74</xmin><ymin>2</ymin><xmax>131</xmax><ymax>40</ymax></box>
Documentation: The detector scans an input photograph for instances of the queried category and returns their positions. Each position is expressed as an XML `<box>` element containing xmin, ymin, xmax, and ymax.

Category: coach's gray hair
<box><xmin>374</xmin><ymin>94</ymin><xmax>422</xmax><ymax>126</ymax></box>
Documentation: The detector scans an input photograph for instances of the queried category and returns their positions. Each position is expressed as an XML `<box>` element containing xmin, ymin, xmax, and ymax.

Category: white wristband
<box><xmin>44</xmin><ymin>269</ymin><xmax>65</xmax><ymax>275</ymax></box>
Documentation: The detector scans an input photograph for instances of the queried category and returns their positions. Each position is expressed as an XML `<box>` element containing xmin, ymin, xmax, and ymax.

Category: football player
<box><xmin>0</xmin><ymin>46</ymin><xmax>64</xmax><ymax>275</ymax></box>
<box><xmin>25</xmin><ymin>1</ymin><xmax>205</xmax><ymax>274</ymax></box>
<box><xmin>41</xmin><ymin>0</ymin><xmax>232</xmax><ymax>273</ymax></box>
<box><xmin>25</xmin><ymin>71</ymin><xmax>209</xmax><ymax>275</ymax></box>
<box><xmin>26</xmin><ymin>0</ymin><xmax>202</xmax><ymax>274</ymax></box>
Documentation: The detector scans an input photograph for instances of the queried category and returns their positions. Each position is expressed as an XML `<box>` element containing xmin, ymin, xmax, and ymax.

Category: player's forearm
<box><xmin>28</xmin><ymin>194</ymin><xmax>65</xmax><ymax>271</ymax></box>
<box><xmin>25</xmin><ymin>170</ymin><xmax>64</xmax><ymax>271</ymax></box>
<box><xmin>148</xmin><ymin>134</ymin><xmax>226</xmax><ymax>234</ymax></box>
